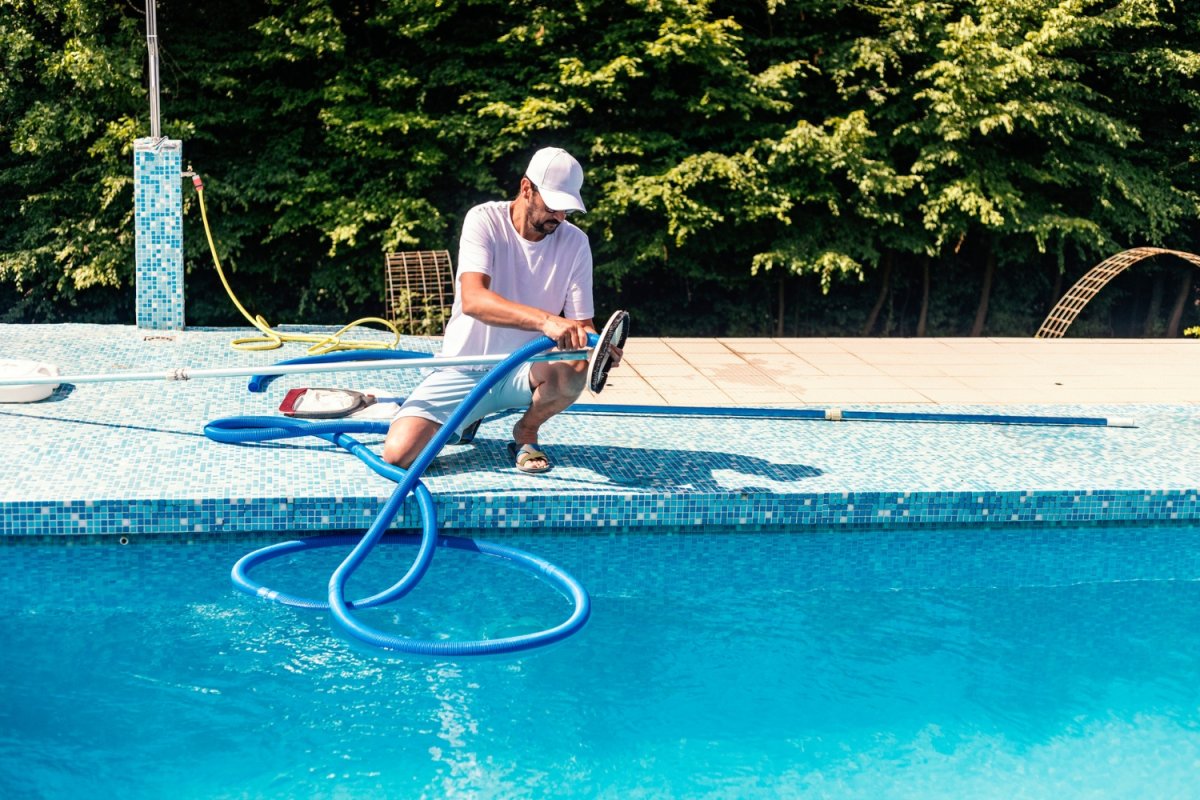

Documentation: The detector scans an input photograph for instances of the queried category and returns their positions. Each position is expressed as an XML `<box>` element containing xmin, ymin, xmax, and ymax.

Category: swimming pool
<box><xmin>4</xmin><ymin>524</ymin><xmax>1198</xmax><ymax>798</ymax></box>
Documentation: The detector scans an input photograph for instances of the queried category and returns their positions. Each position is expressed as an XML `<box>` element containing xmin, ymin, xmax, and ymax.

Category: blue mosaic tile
<box><xmin>3</xmin><ymin>324</ymin><xmax>1200</xmax><ymax>539</ymax></box>
<box><xmin>134</xmin><ymin>138</ymin><xmax>184</xmax><ymax>331</ymax></box>
<box><xmin>6</xmin><ymin>524</ymin><xmax>1200</xmax><ymax>600</ymax></box>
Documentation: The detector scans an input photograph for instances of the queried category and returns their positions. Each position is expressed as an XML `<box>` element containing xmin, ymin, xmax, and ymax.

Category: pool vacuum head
<box><xmin>588</xmin><ymin>310</ymin><xmax>630</xmax><ymax>394</ymax></box>
<box><xmin>279</xmin><ymin>387</ymin><xmax>379</xmax><ymax>418</ymax></box>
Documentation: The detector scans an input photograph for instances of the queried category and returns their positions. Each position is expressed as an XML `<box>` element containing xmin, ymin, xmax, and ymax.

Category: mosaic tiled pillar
<box><xmin>134</xmin><ymin>137</ymin><xmax>184</xmax><ymax>329</ymax></box>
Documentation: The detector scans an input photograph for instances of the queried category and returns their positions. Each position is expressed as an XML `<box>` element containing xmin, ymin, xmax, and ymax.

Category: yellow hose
<box><xmin>192</xmin><ymin>173</ymin><xmax>400</xmax><ymax>354</ymax></box>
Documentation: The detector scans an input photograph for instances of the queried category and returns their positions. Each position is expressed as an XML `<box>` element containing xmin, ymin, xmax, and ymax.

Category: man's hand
<box><xmin>540</xmin><ymin>315</ymin><xmax>591</xmax><ymax>350</ymax></box>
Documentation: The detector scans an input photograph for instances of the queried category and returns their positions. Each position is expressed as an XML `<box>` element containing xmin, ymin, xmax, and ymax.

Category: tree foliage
<box><xmin>2</xmin><ymin>0</ymin><xmax>1198</xmax><ymax>335</ymax></box>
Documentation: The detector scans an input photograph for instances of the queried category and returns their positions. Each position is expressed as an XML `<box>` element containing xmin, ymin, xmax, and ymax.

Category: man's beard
<box><xmin>532</xmin><ymin>218</ymin><xmax>560</xmax><ymax>235</ymax></box>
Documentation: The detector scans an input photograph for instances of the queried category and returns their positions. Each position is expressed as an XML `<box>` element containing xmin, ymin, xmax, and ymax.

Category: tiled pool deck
<box><xmin>2</xmin><ymin>323</ymin><xmax>1198</xmax><ymax>537</ymax></box>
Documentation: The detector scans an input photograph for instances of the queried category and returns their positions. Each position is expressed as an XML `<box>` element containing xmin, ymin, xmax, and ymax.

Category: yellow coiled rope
<box><xmin>190</xmin><ymin>171</ymin><xmax>400</xmax><ymax>354</ymax></box>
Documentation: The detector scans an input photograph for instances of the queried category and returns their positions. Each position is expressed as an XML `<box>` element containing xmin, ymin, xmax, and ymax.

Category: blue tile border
<box><xmin>4</xmin><ymin>489</ymin><xmax>1199</xmax><ymax>537</ymax></box>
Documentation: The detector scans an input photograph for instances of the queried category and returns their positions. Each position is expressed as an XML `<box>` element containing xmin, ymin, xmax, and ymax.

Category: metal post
<box><xmin>134</xmin><ymin>0</ymin><xmax>183</xmax><ymax>329</ymax></box>
<box><xmin>146</xmin><ymin>0</ymin><xmax>161</xmax><ymax>139</ymax></box>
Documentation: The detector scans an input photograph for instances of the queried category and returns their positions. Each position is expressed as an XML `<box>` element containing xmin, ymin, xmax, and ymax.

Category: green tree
<box><xmin>883</xmin><ymin>0</ymin><xmax>1196</xmax><ymax>334</ymax></box>
<box><xmin>0</xmin><ymin>0</ymin><xmax>146</xmax><ymax>321</ymax></box>
<box><xmin>2</xmin><ymin>0</ymin><xmax>1198</xmax><ymax>338</ymax></box>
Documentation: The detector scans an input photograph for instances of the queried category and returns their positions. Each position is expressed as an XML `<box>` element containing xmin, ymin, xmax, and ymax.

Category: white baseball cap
<box><xmin>525</xmin><ymin>147</ymin><xmax>586</xmax><ymax>213</ymax></box>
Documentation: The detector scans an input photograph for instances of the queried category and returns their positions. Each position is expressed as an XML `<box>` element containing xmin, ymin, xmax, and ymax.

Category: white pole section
<box><xmin>0</xmin><ymin>350</ymin><xmax>588</xmax><ymax>388</ymax></box>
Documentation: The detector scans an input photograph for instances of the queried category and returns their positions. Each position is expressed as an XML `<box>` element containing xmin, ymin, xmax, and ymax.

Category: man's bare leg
<box><xmin>511</xmin><ymin>360</ymin><xmax>587</xmax><ymax>470</ymax></box>
<box><xmin>382</xmin><ymin>415</ymin><xmax>443</xmax><ymax>469</ymax></box>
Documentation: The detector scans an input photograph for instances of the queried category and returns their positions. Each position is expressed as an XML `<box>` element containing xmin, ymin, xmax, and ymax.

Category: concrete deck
<box><xmin>597</xmin><ymin>336</ymin><xmax>1200</xmax><ymax>407</ymax></box>
<box><xmin>2</xmin><ymin>324</ymin><xmax>1199</xmax><ymax>537</ymax></box>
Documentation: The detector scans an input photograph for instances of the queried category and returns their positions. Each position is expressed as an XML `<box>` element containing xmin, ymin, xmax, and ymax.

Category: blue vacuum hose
<box><xmin>246</xmin><ymin>348</ymin><xmax>433</xmax><ymax>393</ymax></box>
<box><xmin>209</xmin><ymin>331</ymin><xmax>1134</xmax><ymax>657</ymax></box>
<box><xmin>207</xmin><ymin>335</ymin><xmax>592</xmax><ymax>657</ymax></box>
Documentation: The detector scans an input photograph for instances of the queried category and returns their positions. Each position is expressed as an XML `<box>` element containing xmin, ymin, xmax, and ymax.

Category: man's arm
<box><xmin>459</xmin><ymin>272</ymin><xmax>594</xmax><ymax>350</ymax></box>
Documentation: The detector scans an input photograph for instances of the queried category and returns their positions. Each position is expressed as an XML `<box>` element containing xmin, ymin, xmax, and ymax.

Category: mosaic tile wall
<box><xmin>6</xmin><ymin>490</ymin><xmax>1200</xmax><ymax>537</ymax></box>
<box><xmin>7</xmin><ymin>525</ymin><xmax>1200</xmax><ymax>597</ymax></box>
<box><xmin>134</xmin><ymin>138</ymin><xmax>184</xmax><ymax>330</ymax></box>
<box><xmin>3</xmin><ymin>324</ymin><xmax>1200</xmax><ymax>539</ymax></box>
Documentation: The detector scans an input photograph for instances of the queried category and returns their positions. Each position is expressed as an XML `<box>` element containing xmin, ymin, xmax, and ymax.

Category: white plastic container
<box><xmin>0</xmin><ymin>359</ymin><xmax>61</xmax><ymax>403</ymax></box>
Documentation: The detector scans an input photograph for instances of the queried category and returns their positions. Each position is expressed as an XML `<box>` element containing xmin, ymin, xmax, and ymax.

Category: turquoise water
<box><xmin>3</xmin><ymin>526</ymin><xmax>1200</xmax><ymax>799</ymax></box>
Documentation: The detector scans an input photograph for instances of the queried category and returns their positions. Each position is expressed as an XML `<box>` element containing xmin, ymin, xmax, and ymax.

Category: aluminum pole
<box><xmin>145</xmin><ymin>0</ymin><xmax>161</xmax><ymax>138</ymax></box>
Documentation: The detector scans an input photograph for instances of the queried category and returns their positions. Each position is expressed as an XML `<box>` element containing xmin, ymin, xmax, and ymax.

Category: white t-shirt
<box><xmin>440</xmin><ymin>200</ymin><xmax>594</xmax><ymax>360</ymax></box>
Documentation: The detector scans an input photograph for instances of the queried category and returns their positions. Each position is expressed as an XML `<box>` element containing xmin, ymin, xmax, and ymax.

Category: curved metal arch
<box><xmin>1035</xmin><ymin>247</ymin><xmax>1200</xmax><ymax>338</ymax></box>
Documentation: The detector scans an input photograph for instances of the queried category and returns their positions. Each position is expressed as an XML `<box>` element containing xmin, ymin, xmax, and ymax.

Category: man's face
<box><xmin>527</xmin><ymin>186</ymin><xmax>568</xmax><ymax>236</ymax></box>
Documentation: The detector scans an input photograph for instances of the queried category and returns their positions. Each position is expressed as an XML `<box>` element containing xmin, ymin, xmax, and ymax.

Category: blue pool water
<box><xmin>3</xmin><ymin>525</ymin><xmax>1200</xmax><ymax>799</ymax></box>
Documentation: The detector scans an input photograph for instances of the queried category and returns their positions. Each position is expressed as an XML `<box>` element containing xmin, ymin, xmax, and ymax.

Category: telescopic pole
<box><xmin>146</xmin><ymin>0</ymin><xmax>161</xmax><ymax>139</ymax></box>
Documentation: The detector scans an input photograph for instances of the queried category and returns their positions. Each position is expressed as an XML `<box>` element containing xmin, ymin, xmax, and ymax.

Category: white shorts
<box><xmin>392</xmin><ymin>364</ymin><xmax>533</xmax><ymax>443</ymax></box>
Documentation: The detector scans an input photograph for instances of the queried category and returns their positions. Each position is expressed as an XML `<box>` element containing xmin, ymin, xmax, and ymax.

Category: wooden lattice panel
<box><xmin>384</xmin><ymin>250</ymin><xmax>454</xmax><ymax>333</ymax></box>
<box><xmin>1035</xmin><ymin>247</ymin><xmax>1200</xmax><ymax>338</ymax></box>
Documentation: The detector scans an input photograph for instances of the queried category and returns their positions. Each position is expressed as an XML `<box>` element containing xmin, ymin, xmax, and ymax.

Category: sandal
<box><xmin>508</xmin><ymin>442</ymin><xmax>551</xmax><ymax>474</ymax></box>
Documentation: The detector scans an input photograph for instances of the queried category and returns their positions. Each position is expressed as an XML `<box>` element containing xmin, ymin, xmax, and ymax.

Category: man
<box><xmin>383</xmin><ymin>146</ymin><xmax>619</xmax><ymax>473</ymax></box>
